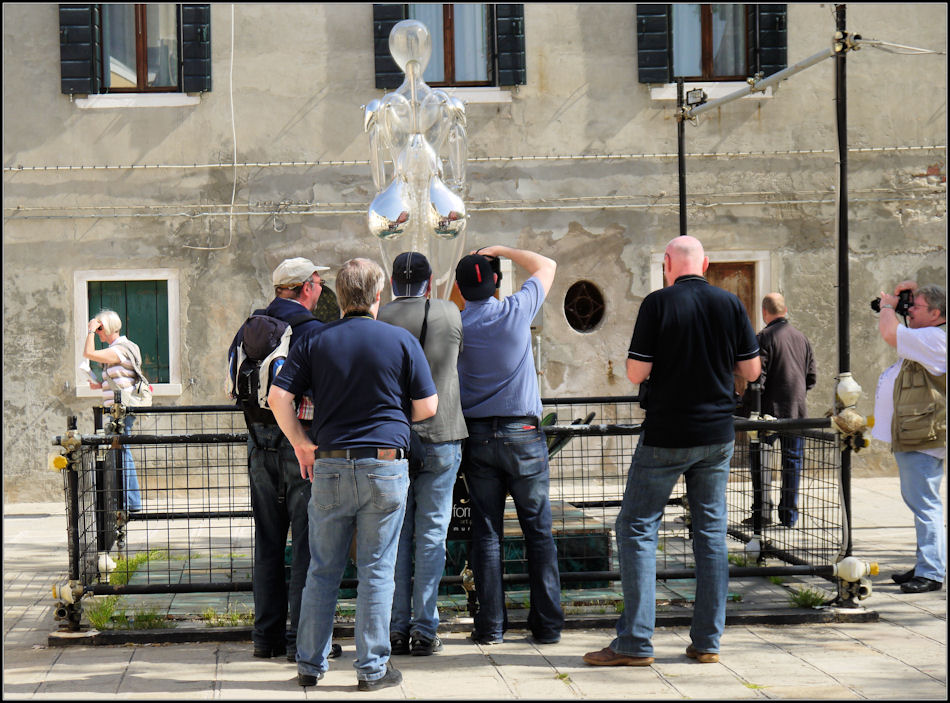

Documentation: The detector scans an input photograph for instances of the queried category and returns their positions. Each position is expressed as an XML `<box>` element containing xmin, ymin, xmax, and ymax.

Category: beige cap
<box><xmin>272</xmin><ymin>257</ymin><xmax>330</xmax><ymax>287</ymax></box>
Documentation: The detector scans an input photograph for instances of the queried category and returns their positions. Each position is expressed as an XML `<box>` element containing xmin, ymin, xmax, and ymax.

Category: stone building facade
<box><xmin>3</xmin><ymin>3</ymin><xmax>946</xmax><ymax>501</ymax></box>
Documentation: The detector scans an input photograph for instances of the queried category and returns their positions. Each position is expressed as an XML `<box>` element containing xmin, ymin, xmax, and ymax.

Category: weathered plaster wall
<box><xmin>3</xmin><ymin>3</ymin><xmax>946</xmax><ymax>501</ymax></box>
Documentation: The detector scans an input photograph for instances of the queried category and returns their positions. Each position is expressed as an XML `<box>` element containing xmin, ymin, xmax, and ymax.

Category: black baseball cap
<box><xmin>392</xmin><ymin>252</ymin><xmax>432</xmax><ymax>285</ymax></box>
<box><xmin>455</xmin><ymin>253</ymin><xmax>495</xmax><ymax>301</ymax></box>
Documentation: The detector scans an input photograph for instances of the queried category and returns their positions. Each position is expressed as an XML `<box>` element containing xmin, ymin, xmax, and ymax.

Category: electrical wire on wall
<box><xmin>183</xmin><ymin>4</ymin><xmax>237</xmax><ymax>251</ymax></box>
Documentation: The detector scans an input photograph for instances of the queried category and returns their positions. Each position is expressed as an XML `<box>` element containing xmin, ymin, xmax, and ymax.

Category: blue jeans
<box><xmin>463</xmin><ymin>418</ymin><xmax>564</xmax><ymax>641</ymax></box>
<box><xmin>391</xmin><ymin>440</ymin><xmax>462</xmax><ymax>641</ymax></box>
<box><xmin>296</xmin><ymin>458</ymin><xmax>408</xmax><ymax>682</ymax></box>
<box><xmin>119</xmin><ymin>415</ymin><xmax>141</xmax><ymax>512</ymax></box>
<box><xmin>895</xmin><ymin>451</ymin><xmax>946</xmax><ymax>583</ymax></box>
<box><xmin>612</xmin><ymin>441</ymin><xmax>733</xmax><ymax>657</ymax></box>
<box><xmin>755</xmin><ymin>432</ymin><xmax>803</xmax><ymax>527</ymax></box>
<box><xmin>247</xmin><ymin>423</ymin><xmax>311</xmax><ymax>652</ymax></box>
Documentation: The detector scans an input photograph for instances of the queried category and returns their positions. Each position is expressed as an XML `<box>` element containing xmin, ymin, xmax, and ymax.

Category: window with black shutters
<box><xmin>636</xmin><ymin>4</ymin><xmax>787</xmax><ymax>84</ymax></box>
<box><xmin>60</xmin><ymin>4</ymin><xmax>211</xmax><ymax>95</ymax></box>
<box><xmin>373</xmin><ymin>4</ymin><xmax>525</xmax><ymax>89</ymax></box>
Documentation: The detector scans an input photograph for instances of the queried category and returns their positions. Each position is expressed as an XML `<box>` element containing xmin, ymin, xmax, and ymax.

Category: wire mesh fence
<box><xmin>55</xmin><ymin>400</ymin><xmax>842</xmax><ymax>617</ymax></box>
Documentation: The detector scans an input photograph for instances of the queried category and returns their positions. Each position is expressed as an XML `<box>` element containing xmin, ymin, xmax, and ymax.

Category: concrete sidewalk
<box><xmin>3</xmin><ymin>475</ymin><xmax>946</xmax><ymax>699</ymax></box>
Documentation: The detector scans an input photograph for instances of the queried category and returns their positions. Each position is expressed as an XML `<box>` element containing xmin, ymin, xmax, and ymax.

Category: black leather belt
<box><xmin>314</xmin><ymin>447</ymin><xmax>406</xmax><ymax>460</ymax></box>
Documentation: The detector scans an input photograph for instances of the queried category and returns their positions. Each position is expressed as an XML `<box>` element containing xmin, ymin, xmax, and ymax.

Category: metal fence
<box><xmin>53</xmin><ymin>399</ymin><xmax>843</xmax><ymax>626</ymax></box>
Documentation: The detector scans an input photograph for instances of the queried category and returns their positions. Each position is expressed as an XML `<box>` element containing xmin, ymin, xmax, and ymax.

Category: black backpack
<box><xmin>227</xmin><ymin>309</ymin><xmax>316</xmax><ymax>425</ymax></box>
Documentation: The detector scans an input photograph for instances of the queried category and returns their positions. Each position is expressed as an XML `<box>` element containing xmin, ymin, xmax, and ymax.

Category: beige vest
<box><xmin>891</xmin><ymin>359</ymin><xmax>947</xmax><ymax>452</ymax></box>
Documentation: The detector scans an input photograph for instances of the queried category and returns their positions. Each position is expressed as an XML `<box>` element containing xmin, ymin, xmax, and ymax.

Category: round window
<box><xmin>564</xmin><ymin>280</ymin><xmax>605</xmax><ymax>333</ymax></box>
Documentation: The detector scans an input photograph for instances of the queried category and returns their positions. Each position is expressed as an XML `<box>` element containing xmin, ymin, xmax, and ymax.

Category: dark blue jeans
<box><xmin>247</xmin><ymin>423</ymin><xmax>311</xmax><ymax>652</ymax></box>
<box><xmin>463</xmin><ymin>418</ymin><xmax>564</xmax><ymax>641</ymax></box>
<box><xmin>755</xmin><ymin>432</ymin><xmax>803</xmax><ymax>527</ymax></box>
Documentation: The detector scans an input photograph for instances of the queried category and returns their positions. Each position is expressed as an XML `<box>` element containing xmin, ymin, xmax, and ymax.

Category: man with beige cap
<box><xmin>227</xmin><ymin>256</ymin><xmax>335</xmax><ymax>664</ymax></box>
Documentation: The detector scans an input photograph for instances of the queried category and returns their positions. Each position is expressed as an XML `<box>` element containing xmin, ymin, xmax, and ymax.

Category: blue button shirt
<box><xmin>457</xmin><ymin>276</ymin><xmax>545</xmax><ymax>420</ymax></box>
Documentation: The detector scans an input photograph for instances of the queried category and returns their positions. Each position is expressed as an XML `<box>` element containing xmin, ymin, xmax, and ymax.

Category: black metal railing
<box><xmin>54</xmin><ymin>399</ymin><xmax>843</xmax><ymax>623</ymax></box>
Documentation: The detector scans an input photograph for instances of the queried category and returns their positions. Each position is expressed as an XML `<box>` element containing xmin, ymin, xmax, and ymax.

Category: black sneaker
<box><xmin>357</xmin><ymin>663</ymin><xmax>402</xmax><ymax>692</ymax></box>
<box><xmin>253</xmin><ymin>644</ymin><xmax>286</xmax><ymax>659</ymax></box>
<box><xmin>529</xmin><ymin>633</ymin><xmax>561</xmax><ymax>645</ymax></box>
<box><xmin>891</xmin><ymin>568</ymin><xmax>916</xmax><ymax>585</ymax></box>
<box><xmin>900</xmin><ymin>576</ymin><xmax>943</xmax><ymax>593</ymax></box>
<box><xmin>470</xmin><ymin>632</ymin><xmax>503</xmax><ymax>645</ymax></box>
<box><xmin>741</xmin><ymin>515</ymin><xmax>773</xmax><ymax>527</ymax></box>
<box><xmin>390</xmin><ymin>633</ymin><xmax>410</xmax><ymax>655</ymax></box>
<box><xmin>297</xmin><ymin>671</ymin><xmax>324</xmax><ymax>687</ymax></box>
<box><xmin>410</xmin><ymin>634</ymin><xmax>443</xmax><ymax>656</ymax></box>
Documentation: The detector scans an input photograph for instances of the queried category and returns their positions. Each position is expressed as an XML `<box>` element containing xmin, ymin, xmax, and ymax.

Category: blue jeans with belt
<box><xmin>463</xmin><ymin>418</ymin><xmax>564</xmax><ymax>642</ymax></box>
<box><xmin>612</xmin><ymin>441</ymin><xmax>733</xmax><ymax>658</ymax></box>
<box><xmin>390</xmin><ymin>440</ymin><xmax>462</xmax><ymax>641</ymax></box>
<box><xmin>247</xmin><ymin>423</ymin><xmax>312</xmax><ymax>654</ymax></box>
<box><xmin>296</xmin><ymin>457</ymin><xmax>408</xmax><ymax>683</ymax></box>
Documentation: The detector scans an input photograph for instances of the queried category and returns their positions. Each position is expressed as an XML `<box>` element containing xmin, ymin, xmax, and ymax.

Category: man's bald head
<box><xmin>663</xmin><ymin>235</ymin><xmax>708</xmax><ymax>283</ymax></box>
<box><xmin>762</xmin><ymin>293</ymin><xmax>787</xmax><ymax>318</ymax></box>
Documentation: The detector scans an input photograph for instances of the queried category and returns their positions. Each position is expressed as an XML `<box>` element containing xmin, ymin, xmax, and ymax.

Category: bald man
<box><xmin>743</xmin><ymin>293</ymin><xmax>816</xmax><ymax>528</ymax></box>
<box><xmin>585</xmin><ymin>235</ymin><xmax>760</xmax><ymax>667</ymax></box>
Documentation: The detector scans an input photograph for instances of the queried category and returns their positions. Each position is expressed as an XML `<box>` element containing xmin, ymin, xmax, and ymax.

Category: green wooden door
<box><xmin>88</xmin><ymin>280</ymin><xmax>169</xmax><ymax>383</ymax></box>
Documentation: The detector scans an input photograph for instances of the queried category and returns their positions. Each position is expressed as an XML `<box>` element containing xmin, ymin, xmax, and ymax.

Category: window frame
<box><xmin>74</xmin><ymin>269</ymin><xmax>182</xmax><ymax>398</ymax></box>
<box><xmin>100</xmin><ymin>3</ymin><xmax>180</xmax><ymax>93</ymax></box>
<box><xmin>408</xmin><ymin>3</ymin><xmax>495</xmax><ymax>88</ymax></box>
<box><xmin>59</xmin><ymin>4</ymin><xmax>211</xmax><ymax>97</ymax></box>
<box><xmin>673</xmin><ymin>4</ymin><xmax>750</xmax><ymax>82</ymax></box>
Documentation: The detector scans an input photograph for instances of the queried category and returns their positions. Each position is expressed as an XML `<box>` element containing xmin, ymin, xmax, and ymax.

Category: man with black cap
<box><xmin>454</xmin><ymin>245</ymin><xmax>564</xmax><ymax>646</ymax></box>
<box><xmin>226</xmin><ymin>257</ymin><xmax>340</xmax><ymax>664</ymax></box>
<box><xmin>378</xmin><ymin>251</ymin><xmax>467</xmax><ymax>656</ymax></box>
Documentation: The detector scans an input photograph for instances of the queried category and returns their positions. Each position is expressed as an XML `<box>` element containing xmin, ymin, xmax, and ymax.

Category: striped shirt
<box><xmin>99</xmin><ymin>336</ymin><xmax>139</xmax><ymax>407</ymax></box>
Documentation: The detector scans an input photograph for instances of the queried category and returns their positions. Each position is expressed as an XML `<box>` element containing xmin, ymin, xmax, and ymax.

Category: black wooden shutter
<box><xmin>495</xmin><ymin>4</ymin><xmax>525</xmax><ymax>86</ymax></box>
<box><xmin>59</xmin><ymin>4</ymin><xmax>101</xmax><ymax>95</ymax></box>
<box><xmin>373</xmin><ymin>4</ymin><xmax>407</xmax><ymax>89</ymax></box>
<box><xmin>754</xmin><ymin>5</ymin><xmax>787</xmax><ymax>77</ymax></box>
<box><xmin>181</xmin><ymin>4</ymin><xmax>212</xmax><ymax>92</ymax></box>
<box><xmin>636</xmin><ymin>4</ymin><xmax>672</xmax><ymax>84</ymax></box>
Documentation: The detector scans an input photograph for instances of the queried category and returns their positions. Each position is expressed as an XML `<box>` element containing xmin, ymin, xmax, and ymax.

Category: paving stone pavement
<box><xmin>3</xmin><ymin>475</ymin><xmax>946</xmax><ymax>700</ymax></box>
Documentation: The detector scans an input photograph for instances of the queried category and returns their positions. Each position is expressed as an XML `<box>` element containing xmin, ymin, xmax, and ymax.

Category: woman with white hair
<box><xmin>83</xmin><ymin>309</ymin><xmax>143</xmax><ymax>512</ymax></box>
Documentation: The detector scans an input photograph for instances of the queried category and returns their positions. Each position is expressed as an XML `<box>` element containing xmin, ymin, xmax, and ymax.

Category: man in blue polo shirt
<box><xmin>268</xmin><ymin>258</ymin><xmax>438</xmax><ymax>692</ymax></box>
<box><xmin>585</xmin><ymin>235</ymin><xmax>760</xmax><ymax>667</ymax></box>
<box><xmin>454</xmin><ymin>245</ymin><xmax>564</xmax><ymax>646</ymax></box>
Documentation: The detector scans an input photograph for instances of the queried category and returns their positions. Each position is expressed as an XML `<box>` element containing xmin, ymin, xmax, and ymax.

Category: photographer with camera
<box><xmin>872</xmin><ymin>280</ymin><xmax>946</xmax><ymax>594</ymax></box>
<box><xmin>454</xmin><ymin>245</ymin><xmax>564</xmax><ymax>646</ymax></box>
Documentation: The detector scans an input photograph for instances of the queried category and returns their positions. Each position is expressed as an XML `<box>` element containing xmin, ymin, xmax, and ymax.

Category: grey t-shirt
<box><xmin>378</xmin><ymin>296</ymin><xmax>468</xmax><ymax>443</ymax></box>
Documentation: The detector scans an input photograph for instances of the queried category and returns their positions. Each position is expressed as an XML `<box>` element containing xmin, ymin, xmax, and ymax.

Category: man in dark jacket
<box><xmin>745</xmin><ymin>293</ymin><xmax>817</xmax><ymax>528</ymax></box>
<box><xmin>227</xmin><ymin>257</ymin><xmax>334</xmax><ymax>663</ymax></box>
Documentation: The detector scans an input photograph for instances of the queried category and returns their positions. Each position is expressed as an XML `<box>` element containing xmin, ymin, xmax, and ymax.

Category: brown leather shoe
<box><xmin>685</xmin><ymin>645</ymin><xmax>719</xmax><ymax>663</ymax></box>
<box><xmin>583</xmin><ymin>646</ymin><xmax>654</xmax><ymax>666</ymax></box>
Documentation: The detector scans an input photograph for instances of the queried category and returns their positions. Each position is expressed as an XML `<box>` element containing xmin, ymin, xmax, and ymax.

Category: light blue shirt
<box><xmin>457</xmin><ymin>276</ymin><xmax>545</xmax><ymax>420</ymax></box>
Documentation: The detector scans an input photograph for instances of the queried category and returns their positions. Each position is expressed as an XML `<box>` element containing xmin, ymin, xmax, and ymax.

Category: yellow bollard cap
<box><xmin>869</xmin><ymin>562</ymin><xmax>879</xmax><ymax>576</ymax></box>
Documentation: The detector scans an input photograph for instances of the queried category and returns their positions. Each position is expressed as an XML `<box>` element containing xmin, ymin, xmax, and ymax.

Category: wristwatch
<box><xmin>881</xmin><ymin>303</ymin><xmax>894</xmax><ymax>310</ymax></box>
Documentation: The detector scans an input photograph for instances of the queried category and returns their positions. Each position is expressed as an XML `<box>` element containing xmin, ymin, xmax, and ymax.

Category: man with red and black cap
<box><xmin>454</xmin><ymin>245</ymin><xmax>564</xmax><ymax>646</ymax></box>
<box><xmin>378</xmin><ymin>251</ymin><xmax>467</xmax><ymax>657</ymax></box>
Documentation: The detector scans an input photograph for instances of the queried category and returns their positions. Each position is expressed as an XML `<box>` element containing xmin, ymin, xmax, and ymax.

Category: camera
<box><xmin>871</xmin><ymin>288</ymin><xmax>914</xmax><ymax>316</ymax></box>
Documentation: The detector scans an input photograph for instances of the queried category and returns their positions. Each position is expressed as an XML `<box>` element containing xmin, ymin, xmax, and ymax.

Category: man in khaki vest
<box><xmin>872</xmin><ymin>281</ymin><xmax>946</xmax><ymax>594</ymax></box>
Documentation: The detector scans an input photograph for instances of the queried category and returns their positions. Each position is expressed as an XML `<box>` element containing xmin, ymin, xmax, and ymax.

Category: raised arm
<box><xmin>475</xmin><ymin>245</ymin><xmax>557</xmax><ymax>296</ymax></box>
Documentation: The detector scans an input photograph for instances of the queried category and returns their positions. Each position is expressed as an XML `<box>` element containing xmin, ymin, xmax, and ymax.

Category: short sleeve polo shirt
<box><xmin>628</xmin><ymin>275</ymin><xmax>759</xmax><ymax>447</ymax></box>
<box><xmin>457</xmin><ymin>276</ymin><xmax>545</xmax><ymax>420</ymax></box>
<box><xmin>274</xmin><ymin>316</ymin><xmax>436</xmax><ymax>450</ymax></box>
